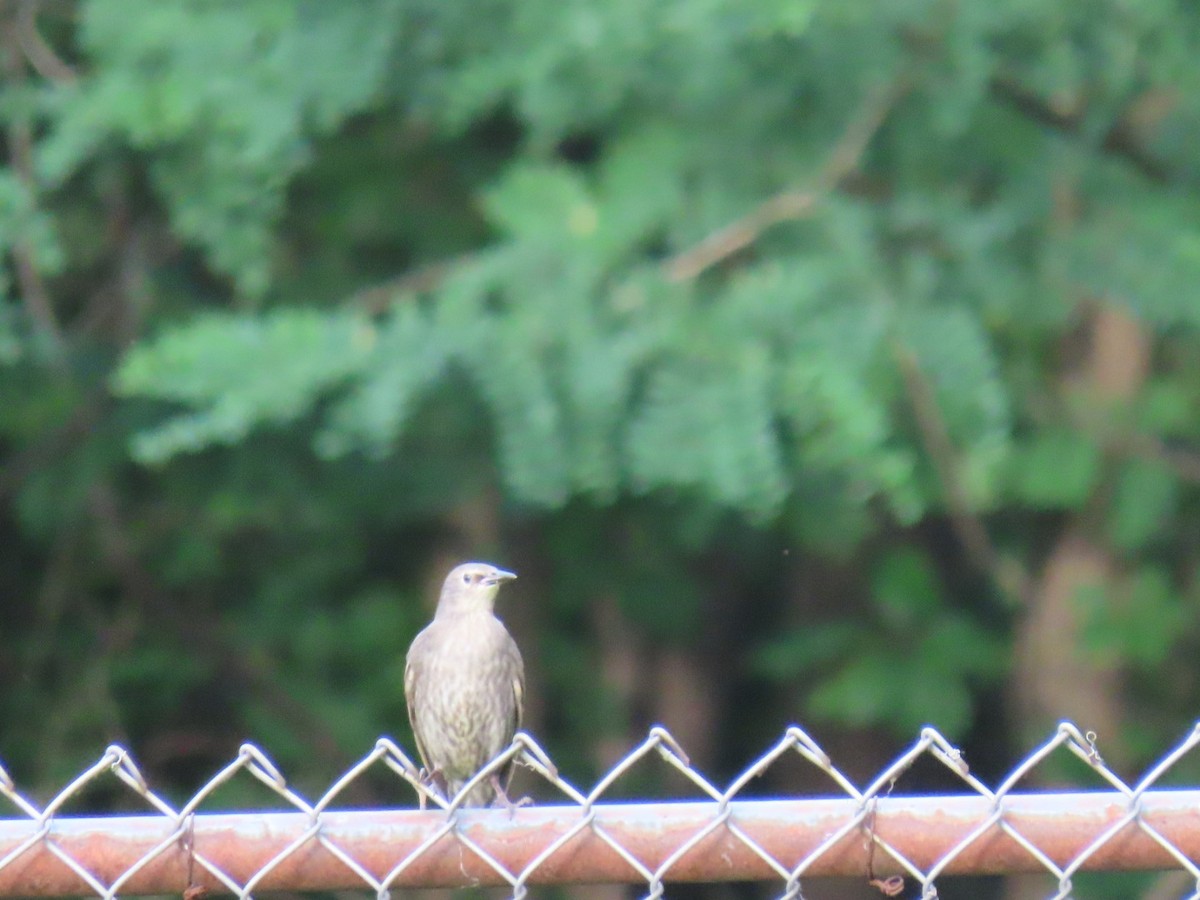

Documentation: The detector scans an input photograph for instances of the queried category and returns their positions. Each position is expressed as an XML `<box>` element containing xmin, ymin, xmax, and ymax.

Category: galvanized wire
<box><xmin>2</xmin><ymin>722</ymin><xmax>1200</xmax><ymax>898</ymax></box>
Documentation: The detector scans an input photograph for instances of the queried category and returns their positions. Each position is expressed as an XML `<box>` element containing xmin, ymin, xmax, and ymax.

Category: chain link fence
<box><xmin>3</xmin><ymin>722</ymin><xmax>1200</xmax><ymax>898</ymax></box>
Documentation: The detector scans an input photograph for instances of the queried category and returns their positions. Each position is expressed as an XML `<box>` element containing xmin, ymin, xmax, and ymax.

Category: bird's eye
<box><xmin>462</xmin><ymin>572</ymin><xmax>472</xmax><ymax>584</ymax></box>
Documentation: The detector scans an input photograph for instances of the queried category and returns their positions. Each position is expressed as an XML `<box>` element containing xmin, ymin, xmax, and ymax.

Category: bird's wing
<box><xmin>512</xmin><ymin>670</ymin><xmax>524</xmax><ymax>735</ymax></box>
<box><xmin>510</xmin><ymin>641</ymin><xmax>526</xmax><ymax>736</ymax></box>
<box><xmin>403</xmin><ymin>645</ymin><xmax>433</xmax><ymax>773</ymax></box>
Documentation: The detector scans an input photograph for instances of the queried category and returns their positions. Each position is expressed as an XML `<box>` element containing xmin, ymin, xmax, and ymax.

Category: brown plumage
<box><xmin>404</xmin><ymin>561</ymin><xmax>524</xmax><ymax>807</ymax></box>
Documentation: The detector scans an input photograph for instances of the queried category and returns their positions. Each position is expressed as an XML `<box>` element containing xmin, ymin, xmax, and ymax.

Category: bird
<box><xmin>404</xmin><ymin>561</ymin><xmax>524</xmax><ymax>808</ymax></box>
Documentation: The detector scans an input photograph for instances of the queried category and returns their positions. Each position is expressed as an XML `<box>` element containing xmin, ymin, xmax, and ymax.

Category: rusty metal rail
<box><xmin>4</xmin><ymin>792</ymin><xmax>1200</xmax><ymax>895</ymax></box>
<box><xmin>2</xmin><ymin>723</ymin><xmax>1200</xmax><ymax>898</ymax></box>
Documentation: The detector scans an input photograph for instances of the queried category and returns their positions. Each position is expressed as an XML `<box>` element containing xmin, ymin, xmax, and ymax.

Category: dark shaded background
<box><xmin>3</xmin><ymin>2</ymin><xmax>1200</xmax><ymax>898</ymax></box>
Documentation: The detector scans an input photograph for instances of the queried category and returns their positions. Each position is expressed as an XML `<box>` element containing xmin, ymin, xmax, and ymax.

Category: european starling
<box><xmin>404</xmin><ymin>561</ymin><xmax>524</xmax><ymax>808</ymax></box>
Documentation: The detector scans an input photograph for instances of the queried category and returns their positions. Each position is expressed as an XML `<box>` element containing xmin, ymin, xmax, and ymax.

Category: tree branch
<box><xmin>989</xmin><ymin>75</ymin><xmax>1172</xmax><ymax>184</ymax></box>
<box><xmin>662</xmin><ymin>78</ymin><xmax>909</xmax><ymax>282</ymax></box>
<box><xmin>892</xmin><ymin>339</ymin><xmax>1032</xmax><ymax>603</ymax></box>
<box><xmin>1</xmin><ymin>4</ymin><xmax>64</xmax><ymax>351</ymax></box>
<box><xmin>15</xmin><ymin>0</ymin><xmax>75</xmax><ymax>84</ymax></box>
<box><xmin>349</xmin><ymin>254</ymin><xmax>471</xmax><ymax>314</ymax></box>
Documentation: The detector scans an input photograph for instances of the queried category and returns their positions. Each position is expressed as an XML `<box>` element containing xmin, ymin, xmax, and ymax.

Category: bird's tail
<box><xmin>446</xmin><ymin>778</ymin><xmax>497</xmax><ymax>809</ymax></box>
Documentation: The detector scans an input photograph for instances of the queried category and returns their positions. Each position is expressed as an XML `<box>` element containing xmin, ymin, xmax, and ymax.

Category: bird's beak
<box><xmin>486</xmin><ymin>568</ymin><xmax>517</xmax><ymax>586</ymax></box>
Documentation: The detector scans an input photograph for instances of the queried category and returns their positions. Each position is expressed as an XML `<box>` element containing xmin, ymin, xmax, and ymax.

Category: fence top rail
<box><xmin>1</xmin><ymin>722</ymin><xmax>1200</xmax><ymax>899</ymax></box>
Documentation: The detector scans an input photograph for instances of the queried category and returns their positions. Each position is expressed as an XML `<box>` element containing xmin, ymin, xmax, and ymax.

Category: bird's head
<box><xmin>436</xmin><ymin>561</ymin><xmax>517</xmax><ymax>617</ymax></box>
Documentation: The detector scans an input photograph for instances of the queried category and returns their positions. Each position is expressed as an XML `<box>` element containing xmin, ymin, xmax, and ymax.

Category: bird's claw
<box><xmin>490</xmin><ymin>773</ymin><xmax>533</xmax><ymax>818</ymax></box>
<box><xmin>417</xmin><ymin>767</ymin><xmax>447</xmax><ymax>810</ymax></box>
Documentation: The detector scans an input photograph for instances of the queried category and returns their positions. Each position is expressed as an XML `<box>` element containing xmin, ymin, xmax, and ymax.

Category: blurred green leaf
<box><xmin>483</xmin><ymin>163</ymin><xmax>597</xmax><ymax>244</ymax></box>
<box><xmin>115</xmin><ymin>309</ymin><xmax>375</xmax><ymax>461</ymax></box>
<box><xmin>872</xmin><ymin>548</ymin><xmax>944</xmax><ymax>625</ymax></box>
<box><xmin>1009</xmin><ymin>429</ymin><xmax>1103</xmax><ymax>508</ymax></box>
<box><xmin>1108</xmin><ymin>458</ymin><xmax>1178</xmax><ymax>551</ymax></box>
<box><xmin>1079</xmin><ymin>567</ymin><xmax>1186</xmax><ymax>669</ymax></box>
<box><xmin>751</xmin><ymin>622</ymin><xmax>859</xmax><ymax>680</ymax></box>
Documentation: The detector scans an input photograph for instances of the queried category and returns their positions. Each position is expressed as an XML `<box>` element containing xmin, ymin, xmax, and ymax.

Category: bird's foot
<box><xmin>490</xmin><ymin>774</ymin><xmax>532</xmax><ymax>818</ymax></box>
<box><xmin>417</xmin><ymin>767</ymin><xmax>448</xmax><ymax>810</ymax></box>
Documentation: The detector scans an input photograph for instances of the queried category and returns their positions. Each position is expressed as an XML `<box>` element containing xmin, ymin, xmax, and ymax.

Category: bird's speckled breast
<box><xmin>407</xmin><ymin>612</ymin><xmax>523</xmax><ymax>787</ymax></box>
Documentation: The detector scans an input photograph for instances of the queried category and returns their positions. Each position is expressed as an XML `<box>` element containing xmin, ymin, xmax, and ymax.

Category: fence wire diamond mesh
<box><xmin>2</xmin><ymin>722</ymin><xmax>1200</xmax><ymax>899</ymax></box>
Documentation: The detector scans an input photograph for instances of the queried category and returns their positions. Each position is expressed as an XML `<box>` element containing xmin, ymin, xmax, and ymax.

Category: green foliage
<box><xmin>115</xmin><ymin>309</ymin><xmax>376</xmax><ymax>460</ymax></box>
<box><xmin>754</xmin><ymin>549</ymin><xmax>1007</xmax><ymax>736</ymax></box>
<box><xmin>3</xmin><ymin>0</ymin><xmax>1200</xmax><ymax>816</ymax></box>
<box><xmin>1108</xmin><ymin>458</ymin><xmax>1178</xmax><ymax>550</ymax></box>
<box><xmin>0</xmin><ymin>301</ymin><xmax>21</xmax><ymax>364</ymax></box>
<box><xmin>0</xmin><ymin>171</ymin><xmax>62</xmax><ymax>277</ymax></box>
<box><xmin>1063</xmin><ymin>187</ymin><xmax>1200</xmax><ymax>328</ymax></box>
<box><xmin>1008</xmin><ymin>429</ymin><xmax>1103</xmax><ymax>508</ymax></box>
<box><xmin>40</xmin><ymin>0</ymin><xmax>402</xmax><ymax>295</ymax></box>
<box><xmin>1079</xmin><ymin>566</ymin><xmax>1187</xmax><ymax>670</ymax></box>
<box><xmin>627</xmin><ymin>354</ymin><xmax>786</xmax><ymax>518</ymax></box>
